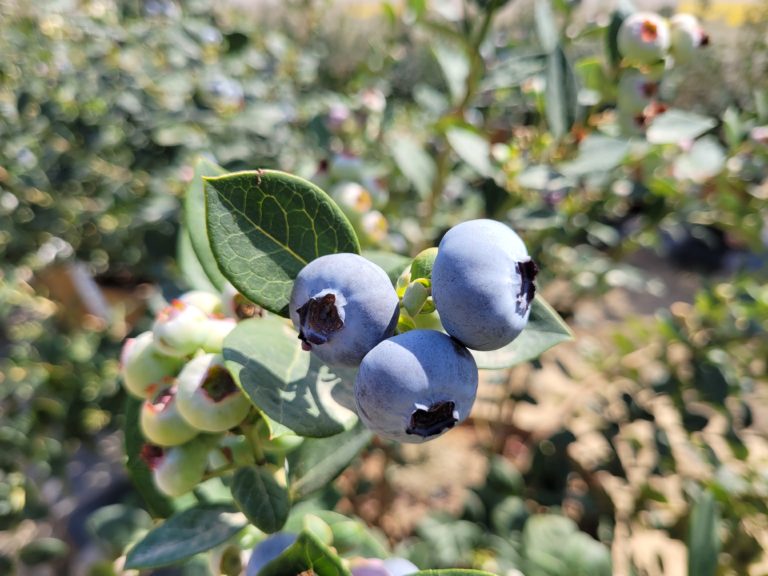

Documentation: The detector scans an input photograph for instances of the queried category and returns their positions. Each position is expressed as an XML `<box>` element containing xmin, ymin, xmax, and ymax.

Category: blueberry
<box><xmin>120</xmin><ymin>331</ymin><xmax>183</xmax><ymax>398</ymax></box>
<box><xmin>431</xmin><ymin>219</ymin><xmax>537</xmax><ymax>351</ymax></box>
<box><xmin>354</xmin><ymin>330</ymin><xmax>478</xmax><ymax>443</ymax></box>
<box><xmin>289</xmin><ymin>253</ymin><xmax>399</xmax><ymax>367</ymax></box>
<box><xmin>245</xmin><ymin>533</ymin><xmax>298</xmax><ymax>576</ymax></box>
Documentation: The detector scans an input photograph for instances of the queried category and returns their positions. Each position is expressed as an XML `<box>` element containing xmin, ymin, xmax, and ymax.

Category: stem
<box><xmin>419</xmin><ymin>0</ymin><xmax>501</xmax><ymax>243</ymax></box>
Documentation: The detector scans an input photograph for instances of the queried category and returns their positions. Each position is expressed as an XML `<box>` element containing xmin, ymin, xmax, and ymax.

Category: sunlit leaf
<box><xmin>205</xmin><ymin>170</ymin><xmax>360</xmax><ymax>317</ymax></box>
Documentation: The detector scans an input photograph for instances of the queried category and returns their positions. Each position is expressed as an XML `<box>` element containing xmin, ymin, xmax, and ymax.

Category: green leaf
<box><xmin>258</xmin><ymin>530</ymin><xmax>352</xmax><ymax>576</ymax></box>
<box><xmin>605</xmin><ymin>8</ymin><xmax>631</xmax><ymax>70</ymax></box>
<box><xmin>177</xmin><ymin>225</ymin><xmax>217</xmax><ymax>293</ymax></box>
<box><xmin>231</xmin><ymin>466</ymin><xmax>289</xmax><ymax>534</ymax></box>
<box><xmin>390</xmin><ymin>134</ymin><xmax>437</xmax><ymax>200</ymax></box>
<box><xmin>205</xmin><ymin>170</ymin><xmax>360</xmax><ymax>317</ymax></box>
<box><xmin>672</xmin><ymin>136</ymin><xmax>725</xmax><ymax>183</ymax></box>
<box><xmin>184</xmin><ymin>156</ymin><xmax>229</xmax><ymax>290</ymax></box>
<box><xmin>545</xmin><ymin>45</ymin><xmax>578</xmax><ymax>139</ymax></box>
<box><xmin>562</xmin><ymin>532</ymin><xmax>612</xmax><ymax>576</ymax></box>
<box><xmin>446</xmin><ymin>127</ymin><xmax>493</xmax><ymax>177</ymax></box>
<box><xmin>223</xmin><ymin>316</ymin><xmax>358</xmax><ymax>437</ymax></box>
<box><xmin>559</xmin><ymin>134</ymin><xmax>630</xmax><ymax>176</ymax></box>
<box><xmin>288</xmin><ymin>422</ymin><xmax>372</xmax><ymax>500</ymax></box>
<box><xmin>432</xmin><ymin>37</ymin><xmax>470</xmax><ymax>104</ymax></box>
<box><xmin>535</xmin><ymin>0</ymin><xmax>558</xmax><ymax>53</ymax></box>
<box><xmin>646</xmin><ymin>109</ymin><xmax>717</xmax><ymax>144</ymax></box>
<box><xmin>125</xmin><ymin>504</ymin><xmax>246</xmax><ymax>569</ymax></box>
<box><xmin>124</xmin><ymin>397</ymin><xmax>174</xmax><ymax>519</ymax></box>
<box><xmin>472</xmin><ymin>295</ymin><xmax>573</xmax><ymax>370</ymax></box>
<box><xmin>688</xmin><ymin>491</ymin><xmax>720</xmax><ymax>576</ymax></box>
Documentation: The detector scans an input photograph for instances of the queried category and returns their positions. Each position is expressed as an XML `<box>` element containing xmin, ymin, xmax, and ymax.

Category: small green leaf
<box><xmin>223</xmin><ymin>316</ymin><xmax>358</xmax><ymax>437</ymax></box>
<box><xmin>231</xmin><ymin>466</ymin><xmax>289</xmax><ymax>534</ymax></box>
<box><xmin>433</xmin><ymin>37</ymin><xmax>471</xmax><ymax>104</ymax></box>
<box><xmin>258</xmin><ymin>530</ymin><xmax>352</xmax><ymax>576</ymax></box>
<box><xmin>125</xmin><ymin>504</ymin><xmax>246</xmax><ymax>569</ymax></box>
<box><xmin>390</xmin><ymin>135</ymin><xmax>437</xmax><ymax>200</ymax></box>
<box><xmin>472</xmin><ymin>295</ymin><xmax>573</xmax><ymax>370</ymax></box>
<box><xmin>605</xmin><ymin>8</ymin><xmax>630</xmax><ymax>70</ymax></box>
<box><xmin>185</xmin><ymin>156</ymin><xmax>229</xmax><ymax>290</ymax></box>
<box><xmin>545</xmin><ymin>45</ymin><xmax>579</xmax><ymax>139</ymax></box>
<box><xmin>559</xmin><ymin>134</ymin><xmax>630</xmax><ymax>176</ymax></box>
<box><xmin>535</xmin><ymin>0</ymin><xmax>558</xmax><ymax>53</ymax></box>
<box><xmin>177</xmin><ymin>225</ymin><xmax>217</xmax><ymax>293</ymax></box>
<box><xmin>288</xmin><ymin>422</ymin><xmax>372</xmax><ymax>500</ymax></box>
<box><xmin>124</xmin><ymin>397</ymin><xmax>174</xmax><ymax>519</ymax></box>
<box><xmin>646</xmin><ymin>109</ymin><xmax>717</xmax><ymax>144</ymax></box>
<box><xmin>673</xmin><ymin>136</ymin><xmax>725</xmax><ymax>183</ymax></box>
<box><xmin>205</xmin><ymin>170</ymin><xmax>360</xmax><ymax>316</ymax></box>
<box><xmin>688</xmin><ymin>491</ymin><xmax>720</xmax><ymax>576</ymax></box>
<box><xmin>446</xmin><ymin>127</ymin><xmax>493</xmax><ymax>177</ymax></box>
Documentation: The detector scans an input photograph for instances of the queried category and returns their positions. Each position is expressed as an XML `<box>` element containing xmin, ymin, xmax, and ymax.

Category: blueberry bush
<box><xmin>1</xmin><ymin>0</ymin><xmax>767</xmax><ymax>575</ymax></box>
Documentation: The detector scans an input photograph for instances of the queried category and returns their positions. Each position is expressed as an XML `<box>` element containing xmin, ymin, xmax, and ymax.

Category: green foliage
<box><xmin>204</xmin><ymin>170</ymin><xmax>360</xmax><ymax>316</ymax></box>
<box><xmin>2</xmin><ymin>0</ymin><xmax>767</xmax><ymax>574</ymax></box>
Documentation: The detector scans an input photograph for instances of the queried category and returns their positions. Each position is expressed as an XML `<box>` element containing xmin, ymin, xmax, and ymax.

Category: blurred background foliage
<box><xmin>1</xmin><ymin>0</ymin><xmax>767</xmax><ymax>574</ymax></box>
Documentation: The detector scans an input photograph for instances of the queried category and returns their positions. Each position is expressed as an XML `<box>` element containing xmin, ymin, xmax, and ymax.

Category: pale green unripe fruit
<box><xmin>670</xmin><ymin>13</ymin><xmax>709</xmax><ymax>64</ymax></box>
<box><xmin>120</xmin><ymin>331</ymin><xmax>183</xmax><ymax>398</ymax></box>
<box><xmin>179</xmin><ymin>290</ymin><xmax>224</xmax><ymax>316</ymax></box>
<box><xmin>618</xmin><ymin>12</ymin><xmax>670</xmax><ymax>65</ymax></box>
<box><xmin>140</xmin><ymin>386</ymin><xmax>199</xmax><ymax>446</ymax></box>
<box><xmin>152</xmin><ymin>299</ymin><xmax>209</xmax><ymax>357</ymax></box>
<box><xmin>144</xmin><ymin>440</ymin><xmax>208</xmax><ymax>497</ymax></box>
<box><xmin>176</xmin><ymin>353</ymin><xmax>251</xmax><ymax>433</ymax></box>
<box><xmin>617</xmin><ymin>69</ymin><xmax>659</xmax><ymax>115</ymax></box>
<box><xmin>200</xmin><ymin>317</ymin><xmax>237</xmax><ymax>354</ymax></box>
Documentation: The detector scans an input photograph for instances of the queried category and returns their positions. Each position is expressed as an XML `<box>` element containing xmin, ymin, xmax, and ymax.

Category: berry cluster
<box><xmin>119</xmin><ymin>287</ymin><xmax>279</xmax><ymax>497</ymax></box>
<box><xmin>289</xmin><ymin>219</ymin><xmax>538</xmax><ymax>444</ymax></box>
<box><xmin>616</xmin><ymin>11</ymin><xmax>709</xmax><ymax>134</ymax></box>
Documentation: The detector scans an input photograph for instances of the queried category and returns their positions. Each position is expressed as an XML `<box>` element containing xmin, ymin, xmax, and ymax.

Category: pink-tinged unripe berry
<box><xmin>140</xmin><ymin>386</ymin><xmax>199</xmax><ymax>446</ymax></box>
<box><xmin>670</xmin><ymin>13</ymin><xmax>709</xmax><ymax>64</ymax></box>
<box><xmin>617</xmin><ymin>69</ymin><xmax>659</xmax><ymax>115</ymax></box>
<box><xmin>120</xmin><ymin>331</ymin><xmax>183</xmax><ymax>398</ymax></box>
<box><xmin>618</xmin><ymin>12</ymin><xmax>670</xmax><ymax>65</ymax></box>
<box><xmin>142</xmin><ymin>440</ymin><xmax>208</xmax><ymax>497</ymax></box>
<box><xmin>175</xmin><ymin>353</ymin><xmax>251</xmax><ymax>433</ymax></box>
<box><xmin>152</xmin><ymin>299</ymin><xmax>209</xmax><ymax>357</ymax></box>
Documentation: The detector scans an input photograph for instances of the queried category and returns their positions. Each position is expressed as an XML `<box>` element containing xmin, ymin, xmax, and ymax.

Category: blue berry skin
<box><xmin>245</xmin><ymin>533</ymin><xmax>297</xmax><ymax>576</ymax></box>
<box><xmin>431</xmin><ymin>219</ymin><xmax>537</xmax><ymax>351</ymax></box>
<box><xmin>354</xmin><ymin>330</ymin><xmax>478</xmax><ymax>444</ymax></box>
<box><xmin>289</xmin><ymin>253</ymin><xmax>399</xmax><ymax>367</ymax></box>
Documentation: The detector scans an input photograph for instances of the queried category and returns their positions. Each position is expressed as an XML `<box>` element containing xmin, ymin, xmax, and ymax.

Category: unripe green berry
<box><xmin>617</xmin><ymin>69</ymin><xmax>659</xmax><ymax>115</ymax></box>
<box><xmin>669</xmin><ymin>13</ymin><xmax>709</xmax><ymax>65</ymax></box>
<box><xmin>200</xmin><ymin>317</ymin><xmax>237</xmax><ymax>354</ymax></box>
<box><xmin>120</xmin><ymin>331</ymin><xmax>183</xmax><ymax>398</ymax></box>
<box><xmin>618</xmin><ymin>12</ymin><xmax>670</xmax><ymax>65</ymax></box>
<box><xmin>176</xmin><ymin>353</ymin><xmax>251</xmax><ymax>433</ymax></box>
<box><xmin>179</xmin><ymin>290</ymin><xmax>224</xmax><ymax>316</ymax></box>
<box><xmin>140</xmin><ymin>386</ymin><xmax>199</xmax><ymax>446</ymax></box>
<box><xmin>142</xmin><ymin>440</ymin><xmax>208</xmax><ymax>498</ymax></box>
<box><xmin>152</xmin><ymin>299</ymin><xmax>209</xmax><ymax>357</ymax></box>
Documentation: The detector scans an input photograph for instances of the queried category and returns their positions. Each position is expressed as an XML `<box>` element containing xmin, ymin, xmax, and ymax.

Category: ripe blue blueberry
<box><xmin>354</xmin><ymin>330</ymin><xmax>478</xmax><ymax>443</ymax></box>
<box><xmin>289</xmin><ymin>253</ymin><xmax>399</xmax><ymax>367</ymax></box>
<box><xmin>245</xmin><ymin>533</ymin><xmax>298</xmax><ymax>576</ymax></box>
<box><xmin>431</xmin><ymin>219</ymin><xmax>537</xmax><ymax>351</ymax></box>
